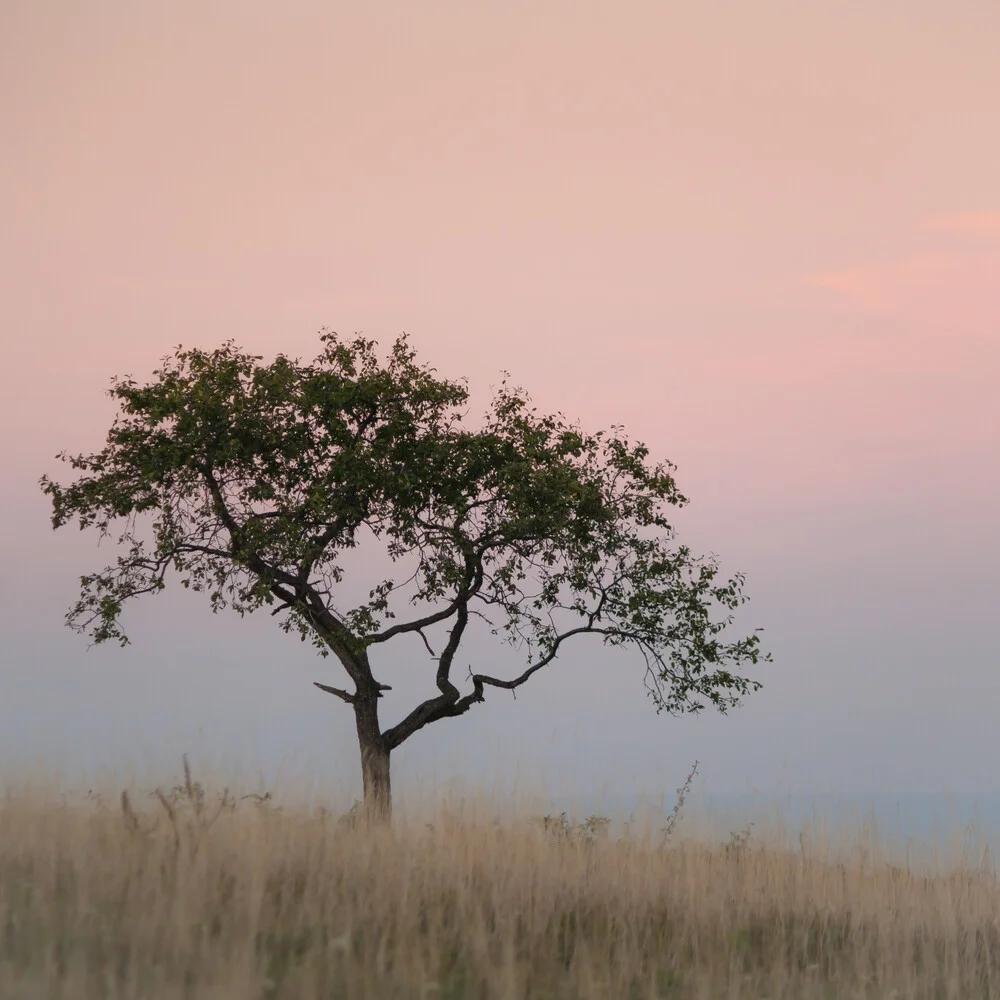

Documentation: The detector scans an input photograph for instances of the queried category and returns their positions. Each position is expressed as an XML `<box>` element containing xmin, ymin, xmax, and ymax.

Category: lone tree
<box><xmin>43</xmin><ymin>333</ymin><xmax>766</xmax><ymax>820</ymax></box>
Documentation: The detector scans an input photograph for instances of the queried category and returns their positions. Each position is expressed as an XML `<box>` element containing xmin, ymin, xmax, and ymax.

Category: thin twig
<box><xmin>662</xmin><ymin>760</ymin><xmax>699</xmax><ymax>844</ymax></box>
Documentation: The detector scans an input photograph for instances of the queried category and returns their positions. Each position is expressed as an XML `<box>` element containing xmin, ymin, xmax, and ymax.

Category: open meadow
<box><xmin>3</xmin><ymin>766</ymin><xmax>1000</xmax><ymax>1000</ymax></box>
<box><xmin>7</xmin><ymin>2</ymin><xmax>1000</xmax><ymax>997</ymax></box>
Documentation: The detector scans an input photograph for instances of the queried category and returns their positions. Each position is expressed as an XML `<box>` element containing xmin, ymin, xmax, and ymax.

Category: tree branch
<box><xmin>382</xmin><ymin>624</ymin><xmax>617</xmax><ymax>750</ymax></box>
<box><xmin>365</xmin><ymin>594</ymin><xmax>465</xmax><ymax>644</ymax></box>
<box><xmin>416</xmin><ymin>628</ymin><xmax>437</xmax><ymax>658</ymax></box>
<box><xmin>367</xmin><ymin>550</ymin><xmax>485</xmax><ymax>645</ymax></box>
<box><xmin>467</xmin><ymin>625</ymin><xmax>614</xmax><ymax>696</ymax></box>
<box><xmin>313</xmin><ymin>682</ymin><xmax>356</xmax><ymax>703</ymax></box>
<box><xmin>435</xmin><ymin>599</ymin><xmax>469</xmax><ymax>696</ymax></box>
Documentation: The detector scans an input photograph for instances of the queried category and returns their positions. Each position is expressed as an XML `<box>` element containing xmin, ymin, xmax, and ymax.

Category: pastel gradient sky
<box><xmin>2</xmin><ymin>1</ymin><xmax>998</xmax><ymax>802</ymax></box>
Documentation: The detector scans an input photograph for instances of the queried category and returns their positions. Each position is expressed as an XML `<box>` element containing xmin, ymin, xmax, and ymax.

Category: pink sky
<box><xmin>2</xmin><ymin>1</ymin><xmax>999</xmax><ymax>799</ymax></box>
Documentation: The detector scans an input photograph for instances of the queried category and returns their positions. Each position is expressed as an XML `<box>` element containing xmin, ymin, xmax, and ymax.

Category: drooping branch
<box><xmin>68</xmin><ymin>548</ymin><xmax>178</xmax><ymax>640</ymax></box>
<box><xmin>415</xmin><ymin>628</ymin><xmax>437</xmax><ymax>658</ymax></box>
<box><xmin>382</xmin><ymin>624</ymin><xmax>617</xmax><ymax>750</ymax></box>
<box><xmin>466</xmin><ymin>625</ymin><xmax>618</xmax><ymax>695</ymax></box>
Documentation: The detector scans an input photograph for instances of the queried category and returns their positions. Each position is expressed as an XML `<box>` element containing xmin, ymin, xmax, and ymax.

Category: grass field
<box><xmin>3</xmin><ymin>764</ymin><xmax>999</xmax><ymax>999</ymax></box>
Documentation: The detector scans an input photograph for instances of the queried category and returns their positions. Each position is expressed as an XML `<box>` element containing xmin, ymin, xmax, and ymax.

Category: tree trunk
<box><xmin>354</xmin><ymin>693</ymin><xmax>391</xmax><ymax>823</ymax></box>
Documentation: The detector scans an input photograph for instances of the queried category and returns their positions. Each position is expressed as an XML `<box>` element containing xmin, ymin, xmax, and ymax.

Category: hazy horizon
<box><xmin>2</xmin><ymin>1</ymin><xmax>998</xmax><ymax>811</ymax></box>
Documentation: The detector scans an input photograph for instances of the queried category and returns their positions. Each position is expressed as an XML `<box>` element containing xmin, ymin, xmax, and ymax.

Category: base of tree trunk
<box><xmin>356</xmin><ymin>697</ymin><xmax>392</xmax><ymax>823</ymax></box>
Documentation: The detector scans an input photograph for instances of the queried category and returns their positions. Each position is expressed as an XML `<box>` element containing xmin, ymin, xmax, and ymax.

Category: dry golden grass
<box><xmin>3</xmin><ymin>766</ymin><xmax>1000</xmax><ymax>999</ymax></box>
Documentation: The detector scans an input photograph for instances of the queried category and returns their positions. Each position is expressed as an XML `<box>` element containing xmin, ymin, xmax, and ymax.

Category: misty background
<box><xmin>2</xmin><ymin>1</ymin><xmax>998</xmax><ymax>835</ymax></box>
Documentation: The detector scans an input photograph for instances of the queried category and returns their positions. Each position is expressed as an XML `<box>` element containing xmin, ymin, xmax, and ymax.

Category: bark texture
<box><xmin>354</xmin><ymin>692</ymin><xmax>391</xmax><ymax>822</ymax></box>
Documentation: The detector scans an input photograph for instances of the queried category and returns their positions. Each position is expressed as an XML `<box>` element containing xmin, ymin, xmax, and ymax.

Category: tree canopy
<box><xmin>43</xmin><ymin>332</ymin><xmax>767</xmax><ymax>818</ymax></box>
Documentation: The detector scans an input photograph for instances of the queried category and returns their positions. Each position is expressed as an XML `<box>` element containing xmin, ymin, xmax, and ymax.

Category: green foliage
<box><xmin>42</xmin><ymin>331</ymin><xmax>767</xmax><ymax>743</ymax></box>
